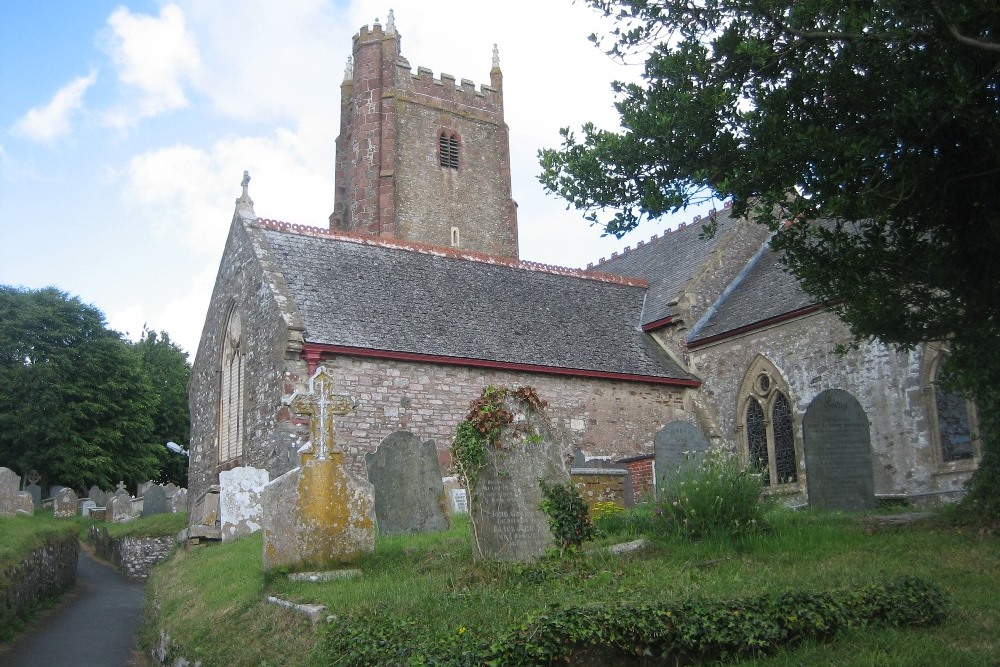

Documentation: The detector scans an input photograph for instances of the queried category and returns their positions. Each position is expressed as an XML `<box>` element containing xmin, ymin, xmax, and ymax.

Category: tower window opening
<box><xmin>439</xmin><ymin>131</ymin><xmax>459</xmax><ymax>169</ymax></box>
<box><xmin>451</xmin><ymin>227</ymin><xmax>460</xmax><ymax>247</ymax></box>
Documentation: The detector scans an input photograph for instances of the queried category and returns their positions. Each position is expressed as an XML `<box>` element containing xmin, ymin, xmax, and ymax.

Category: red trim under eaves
<box><xmin>686</xmin><ymin>303</ymin><xmax>827</xmax><ymax>349</ymax></box>
<box><xmin>641</xmin><ymin>315</ymin><xmax>675</xmax><ymax>332</ymax></box>
<box><xmin>302</xmin><ymin>343</ymin><xmax>701</xmax><ymax>388</ymax></box>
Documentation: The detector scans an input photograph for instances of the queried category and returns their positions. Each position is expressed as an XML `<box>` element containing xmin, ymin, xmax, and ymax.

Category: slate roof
<box><xmin>593</xmin><ymin>207</ymin><xmax>739</xmax><ymax>326</ymax></box>
<box><xmin>687</xmin><ymin>245</ymin><xmax>816</xmax><ymax>344</ymax></box>
<box><xmin>258</xmin><ymin>224</ymin><xmax>697</xmax><ymax>384</ymax></box>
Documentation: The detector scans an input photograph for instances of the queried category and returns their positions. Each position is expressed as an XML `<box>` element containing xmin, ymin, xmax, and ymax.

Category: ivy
<box><xmin>313</xmin><ymin>577</ymin><xmax>951</xmax><ymax>666</ymax></box>
<box><xmin>538</xmin><ymin>479</ymin><xmax>596</xmax><ymax>557</ymax></box>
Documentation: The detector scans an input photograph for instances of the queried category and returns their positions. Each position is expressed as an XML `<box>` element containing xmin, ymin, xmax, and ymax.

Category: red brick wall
<box><xmin>623</xmin><ymin>457</ymin><xmax>655</xmax><ymax>501</ymax></box>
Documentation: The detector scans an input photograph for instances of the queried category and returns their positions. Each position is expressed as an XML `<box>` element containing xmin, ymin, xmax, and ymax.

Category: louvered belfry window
<box><xmin>218</xmin><ymin>308</ymin><xmax>245</xmax><ymax>463</ymax></box>
<box><xmin>439</xmin><ymin>131</ymin><xmax>459</xmax><ymax>169</ymax></box>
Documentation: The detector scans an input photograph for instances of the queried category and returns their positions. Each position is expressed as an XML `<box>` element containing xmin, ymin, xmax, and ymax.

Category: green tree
<box><xmin>540</xmin><ymin>1</ymin><xmax>1000</xmax><ymax>516</ymax></box>
<box><xmin>133</xmin><ymin>328</ymin><xmax>191</xmax><ymax>487</ymax></box>
<box><xmin>0</xmin><ymin>286</ymin><xmax>160</xmax><ymax>491</ymax></box>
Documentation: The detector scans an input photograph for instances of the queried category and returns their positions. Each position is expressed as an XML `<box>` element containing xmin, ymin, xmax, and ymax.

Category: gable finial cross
<box><xmin>289</xmin><ymin>366</ymin><xmax>356</xmax><ymax>460</ymax></box>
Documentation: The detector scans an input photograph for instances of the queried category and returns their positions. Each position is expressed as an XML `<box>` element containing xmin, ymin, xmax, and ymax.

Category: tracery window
<box><xmin>218</xmin><ymin>307</ymin><xmax>245</xmax><ymax>463</ymax></box>
<box><xmin>925</xmin><ymin>345</ymin><xmax>980</xmax><ymax>466</ymax></box>
<box><xmin>439</xmin><ymin>131</ymin><xmax>459</xmax><ymax>169</ymax></box>
<box><xmin>738</xmin><ymin>357</ymin><xmax>800</xmax><ymax>487</ymax></box>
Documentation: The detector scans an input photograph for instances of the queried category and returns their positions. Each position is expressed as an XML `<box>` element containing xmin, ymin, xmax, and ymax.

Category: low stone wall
<box><xmin>89</xmin><ymin>526</ymin><xmax>175</xmax><ymax>581</ymax></box>
<box><xmin>0</xmin><ymin>534</ymin><xmax>78</xmax><ymax>633</ymax></box>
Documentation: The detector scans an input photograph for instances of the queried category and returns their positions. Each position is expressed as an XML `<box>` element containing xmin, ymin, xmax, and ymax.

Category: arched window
<box><xmin>737</xmin><ymin>356</ymin><xmax>800</xmax><ymax>487</ymax></box>
<box><xmin>924</xmin><ymin>344</ymin><xmax>980</xmax><ymax>467</ymax></box>
<box><xmin>218</xmin><ymin>307</ymin><xmax>245</xmax><ymax>463</ymax></box>
<box><xmin>439</xmin><ymin>131</ymin><xmax>459</xmax><ymax>169</ymax></box>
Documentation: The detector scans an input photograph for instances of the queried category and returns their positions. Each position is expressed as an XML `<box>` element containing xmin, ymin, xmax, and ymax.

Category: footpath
<box><xmin>0</xmin><ymin>546</ymin><xmax>146</xmax><ymax>666</ymax></box>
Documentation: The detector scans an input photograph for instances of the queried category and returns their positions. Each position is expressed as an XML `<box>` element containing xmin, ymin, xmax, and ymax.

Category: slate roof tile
<box><xmin>260</xmin><ymin>226</ymin><xmax>696</xmax><ymax>384</ymax></box>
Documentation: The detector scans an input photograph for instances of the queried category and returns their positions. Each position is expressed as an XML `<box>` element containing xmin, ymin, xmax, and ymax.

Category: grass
<box><xmin>98</xmin><ymin>511</ymin><xmax>188</xmax><ymax>539</ymax></box>
<box><xmin>141</xmin><ymin>509</ymin><xmax>1000</xmax><ymax>666</ymax></box>
<box><xmin>0</xmin><ymin>510</ymin><xmax>78</xmax><ymax>571</ymax></box>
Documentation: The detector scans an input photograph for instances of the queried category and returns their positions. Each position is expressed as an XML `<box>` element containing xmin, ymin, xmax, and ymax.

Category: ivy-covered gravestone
<box><xmin>453</xmin><ymin>387</ymin><xmax>571</xmax><ymax>561</ymax></box>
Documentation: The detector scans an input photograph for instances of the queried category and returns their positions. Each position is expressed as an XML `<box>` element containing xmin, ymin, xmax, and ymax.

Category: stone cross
<box><xmin>26</xmin><ymin>469</ymin><xmax>41</xmax><ymax>485</ymax></box>
<box><xmin>289</xmin><ymin>366</ymin><xmax>355</xmax><ymax>460</ymax></box>
<box><xmin>116</xmin><ymin>481</ymin><xmax>127</xmax><ymax>493</ymax></box>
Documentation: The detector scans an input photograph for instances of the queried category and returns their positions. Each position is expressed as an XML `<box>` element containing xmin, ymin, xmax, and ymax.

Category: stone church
<box><xmin>188</xmin><ymin>17</ymin><xmax>980</xmax><ymax>510</ymax></box>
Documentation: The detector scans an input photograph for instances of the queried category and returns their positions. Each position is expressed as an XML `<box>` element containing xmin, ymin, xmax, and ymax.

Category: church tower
<box><xmin>330</xmin><ymin>14</ymin><xmax>519</xmax><ymax>258</ymax></box>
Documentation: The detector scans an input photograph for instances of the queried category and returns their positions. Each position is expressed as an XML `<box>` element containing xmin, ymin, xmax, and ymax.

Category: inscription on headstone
<box><xmin>365</xmin><ymin>431</ymin><xmax>449</xmax><ymax>536</ymax></box>
<box><xmin>802</xmin><ymin>389</ymin><xmax>876</xmax><ymax>511</ymax></box>
<box><xmin>468</xmin><ymin>391</ymin><xmax>570</xmax><ymax>561</ymax></box>
<box><xmin>653</xmin><ymin>421</ymin><xmax>709</xmax><ymax>492</ymax></box>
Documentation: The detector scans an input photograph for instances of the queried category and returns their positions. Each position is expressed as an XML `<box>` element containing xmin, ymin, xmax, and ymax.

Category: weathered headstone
<box><xmin>653</xmin><ymin>421</ymin><xmax>709</xmax><ymax>492</ymax></box>
<box><xmin>0</xmin><ymin>467</ymin><xmax>21</xmax><ymax>517</ymax></box>
<box><xmin>81</xmin><ymin>500</ymin><xmax>97</xmax><ymax>517</ymax></box>
<box><xmin>25</xmin><ymin>483</ymin><xmax>42</xmax><ymax>507</ymax></box>
<box><xmin>365</xmin><ymin>431</ymin><xmax>449</xmax><ymax>536</ymax></box>
<box><xmin>48</xmin><ymin>485</ymin><xmax>65</xmax><ymax>501</ymax></box>
<box><xmin>16</xmin><ymin>492</ymin><xmax>34</xmax><ymax>516</ymax></box>
<box><xmin>803</xmin><ymin>389</ymin><xmax>876</xmax><ymax>511</ymax></box>
<box><xmin>109</xmin><ymin>486</ymin><xmax>134</xmax><ymax>523</ymax></box>
<box><xmin>220</xmin><ymin>466</ymin><xmax>270</xmax><ymax>541</ymax></box>
<box><xmin>88</xmin><ymin>485</ymin><xmax>108</xmax><ymax>508</ymax></box>
<box><xmin>170</xmin><ymin>487</ymin><xmax>188</xmax><ymax>513</ymax></box>
<box><xmin>163</xmin><ymin>482</ymin><xmax>178</xmax><ymax>499</ymax></box>
<box><xmin>53</xmin><ymin>487</ymin><xmax>79</xmax><ymax>518</ymax></box>
<box><xmin>138</xmin><ymin>480</ymin><xmax>155</xmax><ymax>497</ymax></box>
<box><xmin>142</xmin><ymin>484</ymin><xmax>168</xmax><ymax>517</ymax></box>
<box><xmin>468</xmin><ymin>390</ymin><xmax>570</xmax><ymax>561</ymax></box>
<box><xmin>262</xmin><ymin>366</ymin><xmax>375</xmax><ymax>571</ymax></box>
<box><xmin>192</xmin><ymin>486</ymin><xmax>220</xmax><ymax>525</ymax></box>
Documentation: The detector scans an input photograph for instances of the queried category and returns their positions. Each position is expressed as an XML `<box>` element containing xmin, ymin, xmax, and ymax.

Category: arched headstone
<box><xmin>653</xmin><ymin>421</ymin><xmax>709</xmax><ymax>492</ymax></box>
<box><xmin>365</xmin><ymin>431</ymin><xmax>449</xmax><ymax>536</ymax></box>
<box><xmin>803</xmin><ymin>389</ymin><xmax>876</xmax><ymax>511</ymax></box>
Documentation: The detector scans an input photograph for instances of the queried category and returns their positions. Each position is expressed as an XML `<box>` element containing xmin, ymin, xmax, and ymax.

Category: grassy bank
<box><xmin>0</xmin><ymin>511</ymin><xmax>78</xmax><ymax>571</ymax></box>
<box><xmin>142</xmin><ymin>509</ymin><xmax>999</xmax><ymax>666</ymax></box>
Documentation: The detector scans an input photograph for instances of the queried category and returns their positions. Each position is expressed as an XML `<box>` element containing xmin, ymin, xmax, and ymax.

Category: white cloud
<box><xmin>12</xmin><ymin>72</ymin><xmax>97</xmax><ymax>143</ymax></box>
<box><xmin>101</xmin><ymin>4</ymin><xmax>202</xmax><ymax>127</ymax></box>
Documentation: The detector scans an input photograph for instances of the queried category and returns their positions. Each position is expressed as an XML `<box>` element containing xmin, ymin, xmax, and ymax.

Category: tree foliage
<box><xmin>134</xmin><ymin>328</ymin><xmax>191</xmax><ymax>487</ymax></box>
<box><xmin>540</xmin><ymin>0</ymin><xmax>1000</xmax><ymax>516</ymax></box>
<box><xmin>0</xmin><ymin>286</ymin><xmax>190</xmax><ymax>491</ymax></box>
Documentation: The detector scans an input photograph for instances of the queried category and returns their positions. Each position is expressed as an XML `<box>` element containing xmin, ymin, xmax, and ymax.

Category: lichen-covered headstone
<box><xmin>262</xmin><ymin>366</ymin><xmax>375</xmax><ymax>571</ymax></box>
<box><xmin>109</xmin><ymin>486</ymin><xmax>134</xmax><ymax>523</ymax></box>
<box><xmin>142</xmin><ymin>484</ymin><xmax>167</xmax><ymax>517</ymax></box>
<box><xmin>54</xmin><ymin>487</ymin><xmax>79</xmax><ymax>518</ymax></box>
<box><xmin>653</xmin><ymin>421</ymin><xmax>709</xmax><ymax>493</ymax></box>
<box><xmin>220</xmin><ymin>466</ymin><xmax>269</xmax><ymax>541</ymax></box>
<box><xmin>0</xmin><ymin>467</ymin><xmax>22</xmax><ymax>517</ymax></box>
<box><xmin>170</xmin><ymin>487</ymin><xmax>188</xmax><ymax>513</ymax></box>
<box><xmin>466</xmin><ymin>389</ymin><xmax>570</xmax><ymax>561</ymax></box>
<box><xmin>803</xmin><ymin>389</ymin><xmax>876</xmax><ymax>511</ymax></box>
<box><xmin>16</xmin><ymin>492</ymin><xmax>34</xmax><ymax>516</ymax></box>
<box><xmin>365</xmin><ymin>431</ymin><xmax>449</xmax><ymax>535</ymax></box>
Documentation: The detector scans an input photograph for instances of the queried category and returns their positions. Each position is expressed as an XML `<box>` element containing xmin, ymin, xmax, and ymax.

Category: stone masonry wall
<box><xmin>89</xmin><ymin>526</ymin><xmax>175</xmax><ymax>581</ymax></box>
<box><xmin>188</xmin><ymin>214</ymin><xmax>304</xmax><ymax>507</ymax></box>
<box><xmin>276</xmin><ymin>353</ymin><xmax>692</xmax><ymax>481</ymax></box>
<box><xmin>689</xmin><ymin>310</ymin><xmax>973</xmax><ymax>499</ymax></box>
<box><xmin>0</xmin><ymin>534</ymin><xmax>77</xmax><ymax>632</ymax></box>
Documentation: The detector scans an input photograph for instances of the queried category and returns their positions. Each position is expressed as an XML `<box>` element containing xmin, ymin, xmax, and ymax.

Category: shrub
<box><xmin>657</xmin><ymin>450</ymin><xmax>768</xmax><ymax>539</ymax></box>
<box><xmin>538</xmin><ymin>479</ymin><xmax>595</xmax><ymax>557</ymax></box>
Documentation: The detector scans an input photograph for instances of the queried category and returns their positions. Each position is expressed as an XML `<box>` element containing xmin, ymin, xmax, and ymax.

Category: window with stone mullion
<box><xmin>746</xmin><ymin>399</ymin><xmax>769</xmax><ymax>485</ymax></box>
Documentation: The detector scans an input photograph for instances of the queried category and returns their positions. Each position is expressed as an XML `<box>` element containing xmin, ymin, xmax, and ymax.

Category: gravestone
<box><xmin>220</xmin><ymin>466</ymin><xmax>270</xmax><ymax>541</ymax></box>
<box><xmin>109</xmin><ymin>486</ymin><xmax>134</xmax><ymax>523</ymax></box>
<box><xmin>138</xmin><ymin>480</ymin><xmax>155</xmax><ymax>497</ymax></box>
<box><xmin>48</xmin><ymin>485</ymin><xmax>65</xmax><ymax>500</ymax></box>
<box><xmin>802</xmin><ymin>389</ymin><xmax>876</xmax><ymax>511</ymax></box>
<box><xmin>88</xmin><ymin>485</ymin><xmax>108</xmax><ymax>508</ymax></box>
<box><xmin>365</xmin><ymin>431</ymin><xmax>449</xmax><ymax>536</ymax></box>
<box><xmin>170</xmin><ymin>487</ymin><xmax>188</xmax><ymax>513</ymax></box>
<box><xmin>0</xmin><ymin>467</ymin><xmax>21</xmax><ymax>517</ymax></box>
<box><xmin>468</xmin><ymin>389</ymin><xmax>570</xmax><ymax>561</ymax></box>
<box><xmin>262</xmin><ymin>366</ymin><xmax>375</xmax><ymax>571</ymax></box>
<box><xmin>15</xmin><ymin>492</ymin><xmax>34</xmax><ymax>515</ymax></box>
<box><xmin>163</xmin><ymin>482</ymin><xmax>178</xmax><ymax>500</ymax></box>
<box><xmin>81</xmin><ymin>500</ymin><xmax>97</xmax><ymax>517</ymax></box>
<box><xmin>53</xmin><ymin>487</ymin><xmax>79</xmax><ymax>518</ymax></box>
<box><xmin>26</xmin><ymin>483</ymin><xmax>42</xmax><ymax>507</ymax></box>
<box><xmin>142</xmin><ymin>484</ymin><xmax>168</xmax><ymax>517</ymax></box>
<box><xmin>653</xmin><ymin>421</ymin><xmax>709</xmax><ymax>492</ymax></box>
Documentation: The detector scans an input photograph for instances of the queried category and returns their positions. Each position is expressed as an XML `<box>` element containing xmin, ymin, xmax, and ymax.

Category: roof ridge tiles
<box><xmin>588</xmin><ymin>199</ymin><xmax>734</xmax><ymax>268</ymax></box>
<box><xmin>255</xmin><ymin>218</ymin><xmax>648</xmax><ymax>288</ymax></box>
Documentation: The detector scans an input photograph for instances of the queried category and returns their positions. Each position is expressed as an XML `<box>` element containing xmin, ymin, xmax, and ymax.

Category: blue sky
<box><xmin>0</xmin><ymin>0</ymin><xmax>716</xmax><ymax>357</ymax></box>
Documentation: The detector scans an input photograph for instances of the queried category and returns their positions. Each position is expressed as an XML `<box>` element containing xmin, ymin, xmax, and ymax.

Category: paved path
<box><xmin>1</xmin><ymin>546</ymin><xmax>146</xmax><ymax>666</ymax></box>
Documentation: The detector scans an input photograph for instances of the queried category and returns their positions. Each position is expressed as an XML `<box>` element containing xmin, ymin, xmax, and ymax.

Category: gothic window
<box><xmin>218</xmin><ymin>308</ymin><xmax>245</xmax><ymax>463</ymax></box>
<box><xmin>439</xmin><ymin>131</ymin><xmax>459</xmax><ymax>169</ymax></box>
<box><xmin>925</xmin><ymin>345</ymin><xmax>980</xmax><ymax>467</ymax></box>
<box><xmin>738</xmin><ymin>357</ymin><xmax>800</xmax><ymax>487</ymax></box>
